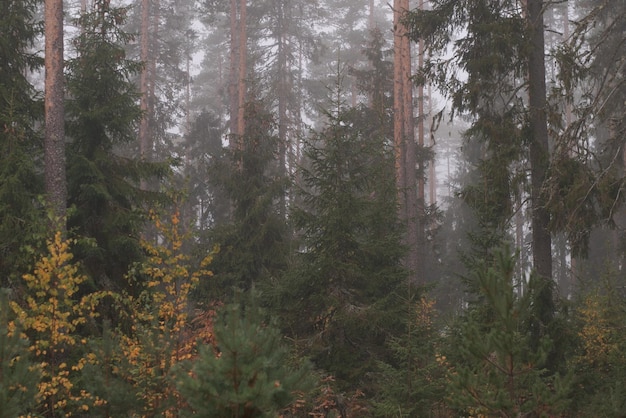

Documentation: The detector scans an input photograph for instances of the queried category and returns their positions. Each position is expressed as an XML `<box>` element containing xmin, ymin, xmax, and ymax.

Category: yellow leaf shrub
<box><xmin>9</xmin><ymin>231</ymin><xmax>108</xmax><ymax>416</ymax></box>
<box><xmin>113</xmin><ymin>208</ymin><xmax>215</xmax><ymax>417</ymax></box>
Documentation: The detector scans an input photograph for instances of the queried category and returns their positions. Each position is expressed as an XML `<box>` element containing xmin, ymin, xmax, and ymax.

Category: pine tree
<box><xmin>66</xmin><ymin>0</ymin><xmax>169</xmax><ymax>289</ymax></box>
<box><xmin>175</xmin><ymin>303</ymin><xmax>314</xmax><ymax>417</ymax></box>
<box><xmin>44</xmin><ymin>0</ymin><xmax>67</xmax><ymax>230</ymax></box>
<box><xmin>440</xmin><ymin>247</ymin><xmax>571</xmax><ymax>416</ymax></box>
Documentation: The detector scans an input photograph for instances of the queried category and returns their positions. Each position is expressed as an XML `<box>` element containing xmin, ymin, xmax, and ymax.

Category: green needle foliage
<box><xmin>175</xmin><ymin>303</ymin><xmax>314</xmax><ymax>417</ymax></box>
<box><xmin>0</xmin><ymin>290</ymin><xmax>41</xmax><ymax>418</ymax></box>
<box><xmin>66</xmin><ymin>0</ymin><xmax>169</xmax><ymax>290</ymax></box>
<box><xmin>199</xmin><ymin>99</ymin><xmax>289</xmax><ymax>301</ymax></box>
<box><xmin>442</xmin><ymin>247</ymin><xmax>571</xmax><ymax>416</ymax></box>
<box><xmin>277</xmin><ymin>80</ymin><xmax>405</xmax><ymax>392</ymax></box>
<box><xmin>0</xmin><ymin>0</ymin><xmax>45</xmax><ymax>287</ymax></box>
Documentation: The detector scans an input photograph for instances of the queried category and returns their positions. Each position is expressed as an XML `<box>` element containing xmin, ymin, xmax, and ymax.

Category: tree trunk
<box><xmin>236</xmin><ymin>0</ymin><xmax>246</xmax><ymax>139</ymax></box>
<box><xmin>229</xmin><ymin>0</ymin><xmax>239</xmax><ymax>141</ymax></box>
<box><xmin>527</xmin><ymin>0</ymin><xmax>552</xmax><ymax>280</ymax></box>
<box><xmin>44</xmin><ymin>0</ymin><xmax>66</xmax><ymax>230</ymax></box>
<box><xmin>139</xmin><ymin>0</ymin><xmax>151</xmax><ymax>166</ymax></box>
<box><xmin>277</xmin><ymin>1</ymin><xmax>288</xmax><ymax>214</ymax></box>
<box><xmin>394</xmin><ymin>0</ymin><xmax>420</xmax><ymax>283</ymax></box>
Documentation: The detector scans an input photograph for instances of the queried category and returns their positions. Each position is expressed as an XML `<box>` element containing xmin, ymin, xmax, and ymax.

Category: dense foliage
<box><xmin>2</xmin><ymin>0</ymin><xmax>626</xmax><ymax>416</ymax></box>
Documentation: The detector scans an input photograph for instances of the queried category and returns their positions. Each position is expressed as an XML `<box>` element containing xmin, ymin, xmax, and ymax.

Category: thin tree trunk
<box><xmin>229</xmin><ymin>0</ymin><xmax>239</xmax><ymax>141</ymax></box>
<box><xmin>527</xmin><ymin>0</ymin><xmax>552</xmax><ymax>280</ymax></box>
<box><xmin>139</xmin><ymin>0</ymin><xmax>151</xmax><ymax>167</ymax></box>
<box><xmin>393</xmin><ymin>0</ymin><xmax>407</xmax><ymax>219</ymax></box>
<box><xmin>236</xmin><ymin>0</ymin><xmax>246</xmax><ymax>138</ymax></box>
<box><xmin>148</xmin><ymin>0</ymin><xmax>160</xmax><ymax>156</ymax></box>
<box><xmin>44</xmin><ymin>0</ymin><xmax>66</xmax><ymax>230</ymax></box>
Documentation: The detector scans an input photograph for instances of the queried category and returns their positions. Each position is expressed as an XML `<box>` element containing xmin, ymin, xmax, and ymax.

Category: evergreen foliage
<box><xmin>277</xmin><ymin>84</ymin><xmax>405</xmax><ymax>391</ymax></box>
<box><xmin>373</xmin><ymin>296</ymin><xmax>445</xmax><ymax>417</ymax></box>
<box><xmin>175</xmin><ymin>303</ymin><xmax>314</xmax><ymax>417</ymax></box>
<box><xmin>198</xmin><ymin>99</ymin><xmax>290</xmax><ymax>301</ymax></box>
<box><xmin>0</xmin><ymin>290</ymin><xmax>41</xmax><ymax>418</ymax></box>
<box><xmin>441</xmin><ymin>247</ymin><xmax>572</xmax><ymax>416</ymax></box>
<box><xmin>182</xmin><ymin>110</ymin><xmax>230</xmax><ymax>230</ymax></box>
<box><xmin>0</xmin><ymin>0</ymin><xmax>45</xmax><ymax>287</ymax></box>
<box><xmin>66</xmin><ymin>0</ymin><xmax>169</xmax><ymax>290</ymax></box>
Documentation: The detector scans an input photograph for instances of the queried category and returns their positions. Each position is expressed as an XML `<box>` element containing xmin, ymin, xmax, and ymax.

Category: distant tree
<box><xmin>181</xmin><ymin>110</ymin><xmax>229</xmax><ymax>231</ymax></box>
<box><xmin>197</xmin><ymin>99</ymin><xmax>289</xmax><ymax>301</ymax></box>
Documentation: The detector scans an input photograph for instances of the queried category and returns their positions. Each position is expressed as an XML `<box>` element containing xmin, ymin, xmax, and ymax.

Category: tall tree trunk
<box><xmin>139</xmin><ymin>0</ymin><xmax>151</xmax><ymax>167</ymax></box>
<box><xmin>527</xmin><ymin>0</ymin><xmax>552</xmax><ymax>280</ymax></box>
<box><xmin>393</xmin><ymin>0</ymin><xmax>406</xmax><ymax>219</ymax></box>
<box><xmin>236</xmin><ymin>0</ymin><xmax>246</xmax><ymax>139</ymax></box>
<box><xmin>44</xmin><ymin>0</ymin><xmax>66</xmax><ymax>230</ymax></box>
<box><xmin>277</xmin><ymin>2</ymin><xmax>289</xmax><ymax>214</ymax></box>
<box><xmin>394</xmin><ymin>0</ymin><xmax>420</xmax><ymax>283</ymax></box>
<box><xmin>229</xmin><ymin>0</ymin><xmax>239</xmax><ymax>142</ymax></box>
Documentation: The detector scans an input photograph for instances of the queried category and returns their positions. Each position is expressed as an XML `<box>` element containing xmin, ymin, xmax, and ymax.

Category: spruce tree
<box><xmin>65</xmin><ymin>0</ymin><xmax>168</xmax><ymax>290</ymax></box>
<box><xmin>277</xmin><ymin>79</ymin><xmax>406</xmax><ymax>392</ymax></box>
<box><xmin>197</xmin><ymin>99</ymin><xmax>289</xmax><ymax>301</ymax></box>
<box><xmin>0</xmin><ymin>0</ymin><xmax>45</xmax><ymax>287</ymax></box>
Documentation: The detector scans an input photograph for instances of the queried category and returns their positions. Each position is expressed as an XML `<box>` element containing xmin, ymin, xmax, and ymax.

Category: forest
<box><xmin>1</xmin><ymin>0</ymin><xmax>626</xmax><ymax>416</ymax></box>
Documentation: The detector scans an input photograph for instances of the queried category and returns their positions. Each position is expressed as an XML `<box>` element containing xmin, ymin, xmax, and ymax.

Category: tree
<box><xmin>0</xmin><ymin>0</ymin><xmax>46</xmax><ymax>287</ymax></box>
<box><xmin>44</xmin><ymin>0</ymin><xmax>66</xmax><ymax>229</ymax></box>
<box><xmin>277</xmin><ymin>84</ymin><xmax>406</xmax><ymax>392</ymax></box>
<box><xmin>175</xmin><ymin>303</ymin><xmax>314</xmax><ymax>417</ymax></box>
<box><xmin>441</xmin><ymin>247</ymin><xmax>571</xmax><ymax>416</ymax></box>
<box><xmin>394</xmin><ymin>0</ymin><xmax>421</xmax><ymax>284</ymax></box>
<box><xmin>0</xmin><ymin>290</ymin><xmax>41</xmax><ymax>418</ymax></box>
<box><xmin>407</xmin><ymin>1</ymin><xmax>555</xmax><ymax>282</ymax></box>
<box><xmin>66</xmin><ymin>0</ymin><xmax>169</xmax><ymax>289</ymax></box>
<box><xmin>198</xmin><ymin>99</ymin><xmax>289</xmax><ymax>301</ymax></box>
<box><xmin>527</xmin><ymin>0</ymin><xmax>552</xmax><ymax>280</ymax></box>
<box><xmin>9</xmin><ymin>231</ymin><xmax>105</xmax><ymax>416</ymax></box>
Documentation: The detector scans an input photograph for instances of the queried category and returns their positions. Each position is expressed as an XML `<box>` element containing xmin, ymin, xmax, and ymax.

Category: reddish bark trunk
<box><xmin>44</xmin><ymin>0</ymin><xmax>66</xmax><ymax>229</ymax></box>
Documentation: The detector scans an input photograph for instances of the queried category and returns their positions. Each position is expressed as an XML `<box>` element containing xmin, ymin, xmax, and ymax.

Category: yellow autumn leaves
<box><xmin>6</xmin><ymin>207</ymin><xmax>215</xmax><ymax>417</ymax></box>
